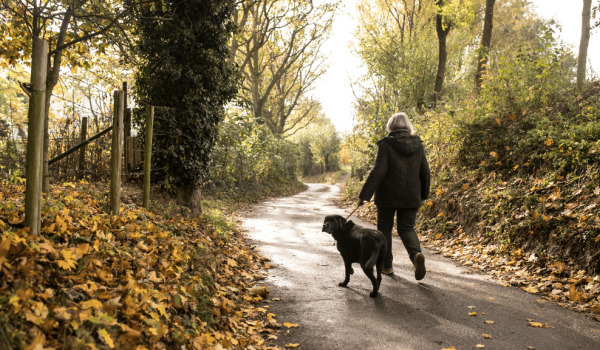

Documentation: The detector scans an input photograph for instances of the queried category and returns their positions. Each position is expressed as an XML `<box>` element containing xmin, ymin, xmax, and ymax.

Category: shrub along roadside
<box><xmin>0</xmin><ymin>180</ymin><xmax>301</xmax><ymax>349</ymax></box>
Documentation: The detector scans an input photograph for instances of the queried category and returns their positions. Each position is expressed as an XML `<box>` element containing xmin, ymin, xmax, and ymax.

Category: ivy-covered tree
<box><xmin>132</xmin><ymin>0</ymin><xmax>238</xmax><ymax>214</ymax></box>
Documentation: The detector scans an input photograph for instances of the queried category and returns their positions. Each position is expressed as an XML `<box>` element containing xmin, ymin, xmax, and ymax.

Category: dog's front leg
<box><xmin>339</xmin><ymin>257</ymin><xmax>352</xmax><ymax>287</ymax></box>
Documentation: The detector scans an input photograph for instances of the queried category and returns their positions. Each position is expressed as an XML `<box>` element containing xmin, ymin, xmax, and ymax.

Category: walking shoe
<box><xmin>413</xmin><ymin>253</ymin><xmax>426</xmax><ymax>280</ymax></box>
<box><xmin>382</xmin><ymin>267</ymin><xmax>394</xmax><ymax>275</ymax></box>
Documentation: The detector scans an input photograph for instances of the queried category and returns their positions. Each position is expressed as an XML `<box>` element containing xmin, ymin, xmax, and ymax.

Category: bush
<box><xmin>207</xmin><ymin>113</ymin><xmax>299</xmax><ymax>188</ymax></box>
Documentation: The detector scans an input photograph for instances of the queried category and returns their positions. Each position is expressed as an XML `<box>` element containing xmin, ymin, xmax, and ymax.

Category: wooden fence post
<box><xmin>143</xmin><ymin>106</ymin><xmax>154</xmax><ymax>209</ymax></box>
<box><xmin>24</xmin><ymin>37</ymin><xmax>48</xmax><ymax>235</ymax></box>
<box><xmin>110</xmin><ymin>91</ymin><xmax>124</xmax><ymax>215</ymax></box>
<box><xmin>123</xmin><ymin>82</ymin><xmax>132</xmax><ymax>171</ymax></box>
<box><xmin>77</xmin><ymin>116</ymin><xmax>87</xmax><ymax>180</ymax></box>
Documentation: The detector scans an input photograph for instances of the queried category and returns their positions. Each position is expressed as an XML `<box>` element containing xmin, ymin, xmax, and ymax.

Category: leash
<box><xmin>345</xmin><ymin>204</ymin><xmax>361</xmax><ymax>221</ymax></box>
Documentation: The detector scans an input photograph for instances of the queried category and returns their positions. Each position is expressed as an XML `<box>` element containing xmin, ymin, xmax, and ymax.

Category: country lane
<box><xmin>238</xmin><ymin>183</ymin><xmax>600</xmax><ymax>350</ymax></box>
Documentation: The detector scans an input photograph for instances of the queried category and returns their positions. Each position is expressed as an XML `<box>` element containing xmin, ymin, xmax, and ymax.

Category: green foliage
<box><xmin>132</xmin><ymin>0</ymin><xmax>238</xmax><ymax>192</ymax></box>
<box><xmin>455</xmin><ymin>28</ymin><xmax>596</xmax><ymax>175</ymax></box>
<box><xmin>293</xmin><ymin>118</ymin><xmax>340</xmax><ymax>176</ymax></box>
<box><xmin>208</xmin><ymin>112</ymin><xmax>299</xmax><ymax>187</ymax></box>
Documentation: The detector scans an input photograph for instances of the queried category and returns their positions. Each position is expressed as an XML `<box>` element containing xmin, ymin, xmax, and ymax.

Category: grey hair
<box><xmin>386</xmin><ymin>112</ymin><xmax>415</xmax><ymax>134</ymax></box>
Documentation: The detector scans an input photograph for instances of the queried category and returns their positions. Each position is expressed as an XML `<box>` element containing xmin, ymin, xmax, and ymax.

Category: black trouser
<box><xmin>376</xmin><ymin>206</ymin><xmax>421</xmax><ymax>269</ymax></box>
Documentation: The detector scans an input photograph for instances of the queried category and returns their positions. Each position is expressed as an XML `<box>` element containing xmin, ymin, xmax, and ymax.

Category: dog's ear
<box><xmin>334</xmin><ymin>215</ymin><xmax>346</xmax><ymax>231</ymax></box>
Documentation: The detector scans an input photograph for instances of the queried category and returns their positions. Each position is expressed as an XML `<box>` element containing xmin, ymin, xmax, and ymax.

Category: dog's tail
<box><xmin>365</xmin><ymin>247</ymin><xmax>380</xmax><ymax>270</ymax></box>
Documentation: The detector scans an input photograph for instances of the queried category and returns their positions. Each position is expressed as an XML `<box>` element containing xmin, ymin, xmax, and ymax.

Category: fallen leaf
<box><xmin>569</xmin><ymin>285</ymin><xmax>583</xmax><ymax>301</ymax></box>
<box><xmin>283</xmin><ymin>322</ymin><xmax>299</xmax><ymax>328</ymax></box>
<box><xmin>442</xmin><ymin>347</ymin><xmax>456</xmax><ymax>350</ymax></box>
<box><xmin>285</xmin><ymin>344</ymin><xmax>300</xmax><ymax>348</ymax></box>
<box><xmin>484</xmin><ymin>320</ymin><xmax>495</xmax><ymax>324</ymax></box>
<box><xmin>523</xmin><ymin>286</ymin><xmax>539</xmax><ymax>294</ymax></box>
<box><xmin>528</xmin><ymin>322</ymin><xmax>553</xmax><ymax>328</ymax></box>
<box><xmin>98</xmin><ymin>328</ymin><xmax>115</xmax><ymax>348</ymax></box>
<box><xmin>483</xmin><ymin>334</ymin><xmax>492</xmax><ymax>339</ymax></box>
<box><xmin>476</xmin><ymin>345</ymin><xmax>485</xmax><ymax>348</ymax></box>
<box><xmin>469</xmin><ymin>312</ymin><xmax>477</xmax><ymax>316</ymax></box>
<box><xmin>80</xmin><ymin>299</ymin><xmax>103</xmax><ymax>310</ymax></box>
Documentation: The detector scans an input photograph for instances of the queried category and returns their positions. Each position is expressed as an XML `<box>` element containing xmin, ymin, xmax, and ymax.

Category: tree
<box><xmin>293</xmin><ymin>116</ymin><xmax>340</xmax><ymax>175</ymax></box>
<box><xmin>433</xmin><ymin>0</ymin><xmax>473</xmax><ymax>103</ymax></box>
<box><xmin>132</xmin><ymin>0</ymin><xmax>238</xmax><ymax>214</ymax></box>
<box><xmin>577</xmin><ymin>0</ymin><xmax>593</xmax><ymax>91</ymax></box>
<box><xmin>475</xmin><ymin>0</ymin><xmax>495</xmax><ymax>90</ymax></box>
<box><xmin>434</xmin><ymin>0</ymin><xmax>450</xmax><ymax>103</ymax></box>
<box><xmin>0</xmin><ymin>0</ymin><xmax>135</xmax><ymax>193</ymax></box>
<box><xmin>231</xmin><ymin>0</ymin><xmax>337</xmax><ymax>137</ymax></box>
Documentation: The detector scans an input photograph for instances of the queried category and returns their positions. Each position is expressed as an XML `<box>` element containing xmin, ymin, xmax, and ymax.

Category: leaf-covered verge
<box><xmin>338</xmin><ymin>178</ymin><xmax>600</xmax><ymax>321</ymax></box>
<box><xmin>338</xmin><ymin>33</ymin><xmax>600</xmax><ymax>321</ymax></box>
<box><xmin>0</xmin><ymin>179</ymin><xmax>305</xmax><ymax>350</ymax></box>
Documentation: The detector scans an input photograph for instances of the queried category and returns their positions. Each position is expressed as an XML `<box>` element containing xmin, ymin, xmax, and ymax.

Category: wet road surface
<box><xmin>239</xmin><ymin>183</ymin><xmax>600</xmax><ymax>350</ymax></box>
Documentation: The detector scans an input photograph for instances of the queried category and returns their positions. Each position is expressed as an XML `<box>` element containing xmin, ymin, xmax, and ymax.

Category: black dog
<box><xmin>322</xmin><ymin>215</ymin><xmax>387</xmax><ymax>297</ymax></box>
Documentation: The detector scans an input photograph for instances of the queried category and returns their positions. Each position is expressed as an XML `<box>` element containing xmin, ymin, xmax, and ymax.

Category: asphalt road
<box><xmin>239</xmin><ymin>183</ymin><xmax>600</xmax><ymax>350</ymax></box>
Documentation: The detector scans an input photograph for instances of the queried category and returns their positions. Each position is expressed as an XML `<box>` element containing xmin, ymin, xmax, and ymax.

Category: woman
<box><xmin>357</xmin><ymin>112</ymin><xmax>430</xmax><ymax>280</ymax></box>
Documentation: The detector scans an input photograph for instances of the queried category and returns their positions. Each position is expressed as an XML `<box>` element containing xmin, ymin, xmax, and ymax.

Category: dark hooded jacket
<box><xmin>358</xmin><ymin>129</ymin><xmax>430</xmax><ymax>208</ymax></box>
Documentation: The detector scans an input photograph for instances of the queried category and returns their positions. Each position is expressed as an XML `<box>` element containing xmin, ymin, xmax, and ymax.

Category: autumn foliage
<box><xmin>0</xmin><ymin>181</ymin><xmax>284</xmax><ymax>349</ymax></box>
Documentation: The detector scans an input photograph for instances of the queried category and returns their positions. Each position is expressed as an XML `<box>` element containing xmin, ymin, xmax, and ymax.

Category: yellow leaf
<box><xmin>285</xmin><ymin>344</ymin><xmax>300</xmax><ymax>348</ymax></box>
<box><xmin>467</xmin><ymin>306</ymin><xmax>475</xmax><ymax>309</ymax></box>
<box><xmin>476</xmin><ymin>345</ymin><xmax>485</xmax><ymax>348</ymax></box>
<box><xmin>462</xmin><ymin>183</ymin><xmax>470</xmax><ymax>190</ymax></box>
<box><xmin>227</xmin><ymin>259</ymin><xmax>238</xmax><ymax>267</ymax></box>
<box><xmin>283</xmin><ymin>322</ymin><xmax>299</xmax><ymax>328</ymax></box>
<box><xmin>24</xmin><ymin>332</ymin><xmax>45</xmax><ymax>350</ymax></box>
<box><xmin>545</xmin><ymin>138</ymin><xmax>554</xmax><ymax>146</ymax></box>
<box><xmin>437</xmin><ymin>212</ymin><xmax>445</xmax><ymax>217</ymax></box>
<box><xmin>495</xmin><ymin>118</ymin><xmax>501</xmax><ymax>125</ymax></box>
<box><xmin>483</xmin><ymin>334</ymin><xmax>492</xmax><ymax>339</ymax></box>
<box><xmin>569</xmin><ymin>285</ymin><xmax>583</xmax><ymax>301</ymax></box>
<box><xmin>528</xmin><ymin>322</ymin><xmax>553</xmax><ymax>328</ymax></box>
<box><xmin>57</xmin><ymin>259</ymin><xmax>76</xmax><ymax>270</ymax></box>
<box><xmin>98</xmin><ymin>328</ymin><xmax>115</xmax><ymax>348</ymax></box>
<box><xmin>9</xmin><ymin>295</ymin><xmax>19</xmax><ymax>305</ymax></box>
<box><xmin>79</xmin><ymin>308</ymin><xmax>93</xmax><ymax>322</ymax></box>
<box><xmin>490</xmin><ymin>151</ymin><xmax>498</xmax><ymax>158</ymax></box>
<box><xmin>469</xmin><ymin>312</ymin><xmax>477</xmax><ymax>316</ymax></box>
<box><xmin>81</xmin><ymin>299</ymin><xmax>103</xmax><ymax>310</ymax></box>
<box><xmin>435</xmin><ymin>233</ymin><xmax>443</xmax><ymax>240</ymax></box>
<box><xmin>76</xmin><ymin>243</ymin><xmax>90</xmax><ymax>257</ymax></box>
<box><xmin>522</xmin><ymin>286</ymin><xmax>539</xmax><ymax>294</ymax></box>
<box><xmin>442</xmin><ymin>347</ymin><xmax>456</xmax><ymax>350</ymax></box>
<box><xmin>136</xmin><ymin>241</ymin><xmax>149</xmax><ymax>251</ymax></box>
<box><xmin>484</xmin><ymin>320</ymin><xmax>495</xmax><ymax>324</ymax></box>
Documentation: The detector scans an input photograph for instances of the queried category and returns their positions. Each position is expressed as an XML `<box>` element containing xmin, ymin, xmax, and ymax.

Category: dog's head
<box><xmin>322</xmin><ymin>215</ymin><xmax>347</xmax><ymax>234</ymax></box>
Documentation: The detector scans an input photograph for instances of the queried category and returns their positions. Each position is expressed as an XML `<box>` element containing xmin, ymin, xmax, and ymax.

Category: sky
<box><xmin>311</xmin><ymin>0</ymin><xmax>600</xmax><ymax>134</ymax></box>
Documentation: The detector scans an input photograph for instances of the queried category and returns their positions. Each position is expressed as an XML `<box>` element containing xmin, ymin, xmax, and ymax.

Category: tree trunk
<box><xmin>434</xmin><ymin>6</ymin><xmax>450</xmax><ymax>103</ymax></box>
<box><xmin>42</xmin><ymin>10</ymin><xmax>72</xmax><ymax>193</ymax></box>
<box><xmin>577</xmin><ymin>0</ymin><xmax>593</xmax><ymax>91</ymax></box>
<box><xmin>475</xmin><ymin>0</ymin><xmax>496</xmax><ymax>91</ymax></box>
<box><xmin>177</xmin><ymin>183</ymin><xmax>203</xmax><ymax>215</ymax></box>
